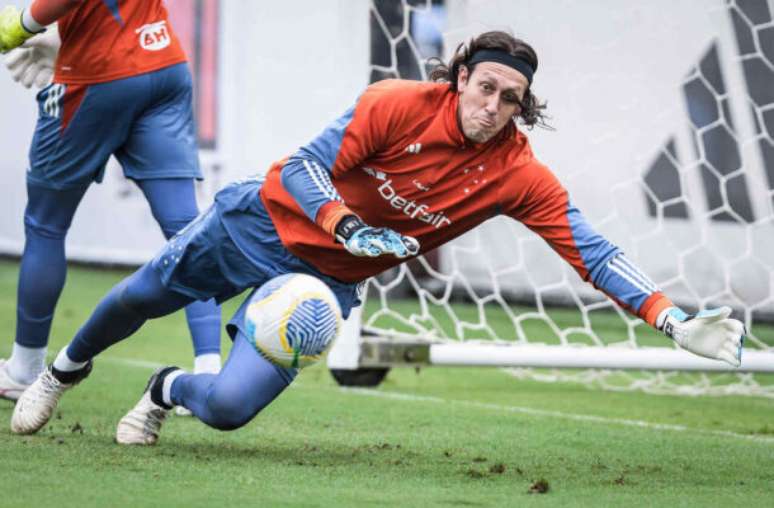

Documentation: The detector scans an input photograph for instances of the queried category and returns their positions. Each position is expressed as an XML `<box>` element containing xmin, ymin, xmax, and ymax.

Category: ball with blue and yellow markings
<box><xmin>245</xmin><ymin>273</ymin><xmax>342</xmax><ymax>369</ymax></box>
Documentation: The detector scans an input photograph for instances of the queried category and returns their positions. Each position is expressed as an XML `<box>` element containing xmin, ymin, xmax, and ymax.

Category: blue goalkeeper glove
<box><xmin>335</xmin><ymin>215</ymin><xmax>420</xmax><ymax>258</ymax></box>
<box><xmin>0</xmin><ymin>6</ymin><xmax>35</xmax><ymax>53</ymax></box>
<box><xmin>660</xmin><ymin>306</ymin><xmax>745</xmax><ymax>367</ymax></box>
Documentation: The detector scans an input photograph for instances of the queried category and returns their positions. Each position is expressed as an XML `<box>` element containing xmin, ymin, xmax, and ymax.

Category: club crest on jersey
<box><xmin>136</xmin><ymin>21</ymin><xmax>171</xmax><ymax>51</ymax></box>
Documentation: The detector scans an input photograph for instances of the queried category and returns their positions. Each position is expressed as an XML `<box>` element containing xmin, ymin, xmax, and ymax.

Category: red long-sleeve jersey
<box><xmin>260</xmin><ymin>80</ymin><xmax>672</xmax><ymax>326</ymax></box>
<box><xmin>29</xmin><ymin>0</ymin><xmax>186</xmax><ymax>84</ymax></box>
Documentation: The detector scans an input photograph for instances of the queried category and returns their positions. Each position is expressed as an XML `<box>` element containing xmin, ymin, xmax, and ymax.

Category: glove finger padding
<box><xmin>722</xmin><ymin>341</ymin><xmax>741</xmax><ymax>358</ymax></box>
<box><xmin>4</xmin><ymin>46</ymin><xmax>30</xmax><ymax>74</ymax></box>
<box><xmin>34</xmin><ymin>66</ymin><xmax>51</xmax><ymax>88</ymax></box>
<box><xmin>717</xmin><ymin>349</ymin><xmax>740</xmax><ymax>368</ymax></box>
<box><xmin>693</xmin><ymin>306</ymin><xmax>731</xmax><ymax>323</ymax></box>
<box><xmin>401</xmin><ymin>236</ymin><xmax>420</xmax><ymax>256</ymax></box>
<box><xmin>722</xmin><ymin>318</ymin><xmax>745</xmax><ymax>337</ymax></box>
<box><xmin>20</xmin><ymin>62</ymin><xmax>39</xmax><ymax>88</ymax></box>
<box><xmin>392</xmin><ymin>234</ymin><xmax>420</xmax><ymax>258</ymax></box>
<box><xmin>390</xmin><ymin>237</ymin><xmax>410</xmax><ymax>258</ymax></box>
<box><xmin>365</xmin><ymin>239</ymin><xmax>385</xmax><ymax>257</ymax></box>
<box><xmin>365</xmin><ymin>229</ymin><xmax>417</xmax><ymax>258</ymax></box>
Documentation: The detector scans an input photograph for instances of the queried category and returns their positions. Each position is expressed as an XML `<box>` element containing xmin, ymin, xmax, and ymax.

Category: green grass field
<box><xmin>0</xmin><ymin>259</ymin><xmax>773</xmax><ymax>507</ymax></box>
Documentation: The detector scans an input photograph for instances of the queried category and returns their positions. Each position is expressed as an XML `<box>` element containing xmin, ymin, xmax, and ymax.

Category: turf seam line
<box><xmin>104</xmin><ymin>357</ymin><xmax>166</xmax><ymax>369</ymax></box>
<box><xmin>341</xmin><ymin>387</ymin><xmax>774</xmax><ymax>445</ymax></box>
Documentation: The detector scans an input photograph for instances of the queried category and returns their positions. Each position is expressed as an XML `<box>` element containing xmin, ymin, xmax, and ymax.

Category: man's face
<box><xmin>456</xmin><ymin>61</ymin><xmax>529</xmax><ymax>143</ymax></box>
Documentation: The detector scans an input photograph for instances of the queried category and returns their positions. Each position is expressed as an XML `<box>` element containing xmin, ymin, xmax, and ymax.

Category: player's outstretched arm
<box><xmin>658</xmin><ymin>306</ymin><xmax>745</xmax><ymax>367</ymax></box>
<box><xmin>508</xmin><ymin>174</ymin><xmax>745</xmax><ymax>367</ymax></box>
<box><xmin>335</xmin><ymin>215</ymin><xmax>419</xmax><ymax>259</ymax></box>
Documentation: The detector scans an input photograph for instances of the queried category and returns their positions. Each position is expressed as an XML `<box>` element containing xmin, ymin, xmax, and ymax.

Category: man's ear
<box><xmin>457</xmin><ymin>64</ymin><xmax>469</xmax><ymax>91</ymax></box>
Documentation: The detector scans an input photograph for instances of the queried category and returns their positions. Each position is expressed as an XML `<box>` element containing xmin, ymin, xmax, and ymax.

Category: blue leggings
<box><xmin>66</xmin><ymin>262</ymin><xmax>294</xmax><ymax>431</ymax></box>
<box><xmin>171</xmin><ymin>335</ymin><xmax>294</xmax><ymax>430</ymax></box>
<box><xmin>16</xmin><ymin>179</ymin><xmax>220</xmax><ymax>357</ymax></box>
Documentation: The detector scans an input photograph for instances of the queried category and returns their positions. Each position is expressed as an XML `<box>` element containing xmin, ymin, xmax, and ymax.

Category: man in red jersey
<box><xmin>0</xmin><ymin>0</ymin><xmax>221</xmax><ymax>404</ymax></box>
<box><xmin>11</xmin><ymin>31</ymin><xmax>745</xmax><ymax>445</ymax></box>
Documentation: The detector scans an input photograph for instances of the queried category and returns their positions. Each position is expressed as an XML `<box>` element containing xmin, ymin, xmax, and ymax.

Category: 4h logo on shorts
<box><xmin>135</xmin><ymin>21</ymin><xmax>171</xmax><ymax>51</ymax></box>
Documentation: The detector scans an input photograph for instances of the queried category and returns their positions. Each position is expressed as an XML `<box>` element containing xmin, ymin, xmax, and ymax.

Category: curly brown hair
<box><xmin>429</xmin><ymin>31</ymin><xmax>550</xmax><ymax>129</ymax></box>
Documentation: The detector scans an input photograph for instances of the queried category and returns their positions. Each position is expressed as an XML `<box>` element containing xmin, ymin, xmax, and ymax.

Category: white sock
<box><xmin>8</xmin><ymin>343</ymin><xmax>47</xmax><ymax>385</ymax></box>
<box><xmin>162</xmin><ymin>370</ymin><xmax>185</xmax><ymax>407</ymax></box>
<box><xmin>194</xmin><ymin>353</ymin><xmax>221</xmax><ymax>375</ymax></box>
<box><xmin>52</xmin><ymin>347</ymin><xmax>88</xmax><ymax>372</ymax></box>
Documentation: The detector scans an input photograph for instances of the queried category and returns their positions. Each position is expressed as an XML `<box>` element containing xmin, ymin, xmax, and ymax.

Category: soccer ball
<box><xmin>245</xmin><ymin>273</ymin><xmax>342</xmax><ymax>369</ymax></box>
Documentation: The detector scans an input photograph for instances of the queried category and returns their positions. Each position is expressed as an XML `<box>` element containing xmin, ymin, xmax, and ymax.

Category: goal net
<box><xmin>328</xmin><ymin>0</ymin><xmax>774</xmax><ymax>397</ymax></box>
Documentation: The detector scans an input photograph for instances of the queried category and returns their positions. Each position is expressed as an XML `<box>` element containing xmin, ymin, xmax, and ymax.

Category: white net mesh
<box><xmin>364</xmin><ymin>0</ymin><xmax>774</xmax><ymax>397</ymax></box>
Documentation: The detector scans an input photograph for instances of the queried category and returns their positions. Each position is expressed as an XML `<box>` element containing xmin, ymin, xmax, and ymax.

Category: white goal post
<box><xmin>328</xmin><ymin>0</ymin><xmax>774</xmax><ymax>396</ymax></box>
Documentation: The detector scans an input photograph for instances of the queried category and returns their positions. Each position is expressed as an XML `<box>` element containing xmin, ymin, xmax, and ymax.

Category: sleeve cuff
<box><xmin>316</xmin><ymin>201</ymin><xmax>355</xmax><ymax>237</ymax></box>
<box><xmin>639</xmin><ymin>292</ymin><xmax>674</xmax><ymax>328</ymax></box>
<box><xmin>22</xmin><ymin>8</ymin><xmax>45</xmax><ymax>33</ymax></box>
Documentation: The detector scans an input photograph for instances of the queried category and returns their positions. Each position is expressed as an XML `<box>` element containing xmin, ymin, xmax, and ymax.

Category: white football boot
<box><xmin>116</xmin><ymin>367</ymin><xmax>179</xmax><ymax>445</ymax></box>
<box><xmin>0</xmin><ymin>358</ymin><xmax>30</xmax><ymax>401</ymax></box>
<box><xmin>11</xmin><ymin>362</ymin><xmax>92</xmax><ymax>434</ymax></box>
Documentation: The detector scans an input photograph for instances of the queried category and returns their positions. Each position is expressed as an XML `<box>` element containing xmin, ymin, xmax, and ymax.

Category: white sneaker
<box><xmin>116</xmin><ymin>392</ymin><xmax>170</xmax><ymax>445</ymax></box>
<box><xmin>11</xmin><ymin>362</ymin><xmax>92</xmax><ymax>435</ymax></box>
<box><xmin>0</xmin><ymin>358</ymin><xmax>29</xmax><ymax>401</ymax></box>
<box><xmin>115</xmin><ymin>367</ymin><xmax>178</xmax><ymax>445</ymax></box>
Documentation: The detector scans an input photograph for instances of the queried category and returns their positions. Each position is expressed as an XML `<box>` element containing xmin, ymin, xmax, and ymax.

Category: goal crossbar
<box><xmin>354</xmin><ymin>337</ymin><xmax>774</xmax><ymax>373</ymax></box>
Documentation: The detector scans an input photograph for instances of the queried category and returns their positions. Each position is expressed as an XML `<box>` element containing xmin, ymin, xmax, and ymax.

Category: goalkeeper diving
<box><xmin>10</xmin><ymin>30</ymin><xmax>744</xmax><ymax>444</ymax></box>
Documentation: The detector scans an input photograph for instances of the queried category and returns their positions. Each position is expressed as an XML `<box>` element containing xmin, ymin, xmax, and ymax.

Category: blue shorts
<box><xmin>27</xmin><ymin>63</ymin><xmax>201</xmax><ymax>190</ymax></box>
<box><xmin>151</xmin><ymin>178</ymin><xmax>361</xmax><ymax>338</ymax></box>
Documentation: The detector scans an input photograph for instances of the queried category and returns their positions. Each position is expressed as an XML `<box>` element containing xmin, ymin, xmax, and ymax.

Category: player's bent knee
<box><xmin>204</xmin><ymin>415</ymin><xmax>252</xmax><ymax>432</ymax></box>
<box><xmin>115</xmin><ymin>264</ymin><xmax>190</xmax><ymax>318</ymax></box>
<box><xmin>23</xmin><ymin>216</ymin><xmax>69</xmax><ymax>241</ymax></box>
<box><xmin>204</xmin><ymin>394</ymin><xmax>262</xmax><ymax>431</ymax></box>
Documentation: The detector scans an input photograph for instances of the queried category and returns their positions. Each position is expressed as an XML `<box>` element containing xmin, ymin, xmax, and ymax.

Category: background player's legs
<box><xmin>4</xmin><ymin>182</ymin><xmax>88</xmax><ymax>387</ymax></box>
<box><xmin>135</xmin><ymin>178</ymin><xmax>222</xmax><ymax>374</ymax></box>
<box><xmin>3</xmin><ymin>80</ymin><xmax>138</xmax><ymax>397</ymax></box>
<box><xmin>168</xmin><ymin>332</ymin><xmax>296</xmax><ymax>430</ymax></box>
<box><xmin>57</xmin><ymin>263</ymin><xmax>195</xmax><ymax>368</ymax></box>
